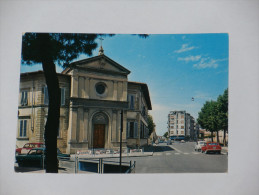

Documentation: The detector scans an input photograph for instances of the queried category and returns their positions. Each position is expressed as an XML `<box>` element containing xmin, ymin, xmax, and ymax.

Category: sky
<box><xmin>20</xmin><ymin>34</ymin><xmax>228</xmax><ymax>136</ymax></box>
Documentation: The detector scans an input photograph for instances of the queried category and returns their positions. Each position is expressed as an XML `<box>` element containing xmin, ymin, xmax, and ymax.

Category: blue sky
<box><xmin>21</xmin><ymin>34</ymin><xmax>228</xmax><ymax>136</ymax></box>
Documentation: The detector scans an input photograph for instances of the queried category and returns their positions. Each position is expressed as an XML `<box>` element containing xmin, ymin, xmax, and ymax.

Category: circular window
<box><xmin>95</xmin><ymin>83</ymin><xmax>106</xmax><ymax>95</ymax></box>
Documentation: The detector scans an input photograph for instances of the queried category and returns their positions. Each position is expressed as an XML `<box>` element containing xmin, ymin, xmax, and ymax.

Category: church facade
<box><xmin>17</xmin><ymin>48</ymin><xmax>152</xmax><ymax>154</ymax></box>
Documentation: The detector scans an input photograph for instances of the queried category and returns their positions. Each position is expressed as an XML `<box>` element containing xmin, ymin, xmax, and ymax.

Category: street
<box><xmin>14</xmin><ymin>142</ymin><xmax>228</xmax><ymax>174</ymax></box>
<box><xmin>126</xmin><ymin>141</ymin><xmax>228</xmax><ymax>173</ymax></box>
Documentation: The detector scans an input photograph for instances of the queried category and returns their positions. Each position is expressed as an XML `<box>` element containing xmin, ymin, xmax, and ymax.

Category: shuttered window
<box><xmin>19</xmin><ymin>120</ymin><xmax>27</xmax><ymax>137</ymax></box>
<box><xmin>61</xmin><ymin>88</ymin><xmax>65</xmax><ymax>106</ymax></box>
<box><xmin>20</xmin><ymin>91</ymin><xmax>28</xmax><ymax>106</ymax></box>
<box><xmin>134</xmin><ymin>122</ymin><xmax>138</xmax><ymax>138</ymax></box>
<box><xmin>43</xmin><ymin>86</ymin><xmax>49</xmax><ymax>105</ymax></box>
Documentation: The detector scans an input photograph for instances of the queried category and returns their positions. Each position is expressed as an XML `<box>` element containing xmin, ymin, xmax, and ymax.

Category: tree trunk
<box><xmin>39</xmin><ymin>33</ymin><xmax>60</xmax><ymax>173</ymax></box>
<box><xmin>223</xmin><ymin>129</ymin><xmax>226</xmax><ymax>146</ymax></box>
<box><xmin>216</xmin><ymin>131</ymin><xmax>219</xmax><ymax>143</ymax></box>
<box><xmin>211</xmin><ymin>131</ymin><xmax>213</xmax><ymax>142</ymax></box>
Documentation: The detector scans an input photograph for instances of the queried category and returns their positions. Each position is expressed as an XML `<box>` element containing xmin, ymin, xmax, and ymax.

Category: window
<box><xmin>61</xmin><ymin>88</ymin><xmax>66</xmax><ymax>106</ymax></box>
<box><xmin>44</xmin><ymin>86</ymin><xmax>66</xmax><ymax>106</ymax></box>
<box><xmin>181</xmin><ymin>126</ymin><xmax>184</xmax><ymax>129</ymax></box>
<box><xmin>127</xmin><ymin>121</ymin><xmax>138</xmax><ymax>138</ymax></box>
<box><xmin>95</xmin><ymin>83</ymin><xmax>106</xmax><ymax>95</ymax></box>
<box><xmin>20</xmin><ymin>91</ymin><xmax>28</xmax><ymax>106</ymax></box>
<box><xmin>181</xmin><ymin>130</ymin><xmax>184</xmax><ymax>134</ymax></box>
<box><xmin>171</xmin><ymin>126</ymin><xmax>174</xmax><ymax>129</ymax></box>
<box><xmin>128</xmin><ymin>94</ymin><xmax>135</xmax><ymax>110</ymax></box>
<box><xmin>43</xmin><ymin>86</ymin><xmax>49</xmax><ymax>105</ymax></box>
<box><xmin>19</xmin><ymin>120</ymin><xmax>27</xmax><ymax>137</ymax></box>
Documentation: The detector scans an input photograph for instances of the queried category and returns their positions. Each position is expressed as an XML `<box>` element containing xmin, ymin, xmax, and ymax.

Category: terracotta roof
<box><xmin>128</xmin><ymin>81</ymin><xmax>152</xmax><ymax>110</ymax></box>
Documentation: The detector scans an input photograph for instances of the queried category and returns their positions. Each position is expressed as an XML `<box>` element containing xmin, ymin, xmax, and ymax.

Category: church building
<box><xmin>17</xmin><ymin>47</ymin><xmax>152</xmax><ymax>154</ymax></box>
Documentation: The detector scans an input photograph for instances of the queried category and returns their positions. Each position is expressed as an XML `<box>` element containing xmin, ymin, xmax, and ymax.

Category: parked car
<box><xmin>180</xmin><ymin>140</ymin><xmax>185</xmax><ymax>143</ymax></box>
<box><xmin>167</xmin><ymin>139</ymin><xmax>172</xmax><ymax>145</ymax></box>
<box><xmin>16</xmin><ymin>143</ymin><xmax>44</xmax><ymax>155</ymax></box>
<box><xmin>201</xmin><ymin>142</ymin><xmax>221</xmax><ymax>154</ymax></box>
<box><xmin>194</xmin><ymin>141</ymin><xmax>206</xmax><ymax>152</ymax></box>
<box><xmin>16</xmin><ymin>148</ymin><xmax>70</xmax><ymax>167</ymax></box>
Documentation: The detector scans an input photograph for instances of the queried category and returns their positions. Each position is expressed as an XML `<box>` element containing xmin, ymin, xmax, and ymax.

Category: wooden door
<box><xmin>93</xmin><ymin>124</ymin><xmax>105</xmax><ymax>148</ymax></box>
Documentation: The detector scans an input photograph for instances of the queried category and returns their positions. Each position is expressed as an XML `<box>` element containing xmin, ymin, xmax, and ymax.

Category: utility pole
<box><xmin>119</xmin><ymin>110</ymin><xmax>123</xmax><ymax>173</ymax></box>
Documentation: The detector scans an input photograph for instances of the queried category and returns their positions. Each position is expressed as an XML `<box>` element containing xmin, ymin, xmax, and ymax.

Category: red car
<box><xmin>201</xmin><ymin>142</ymin><xmax>221</xmax><ymax>154</ymax></box>
<box><xmin>16</xmin><ymin>143</ymin><xmax>44</xmax><ymax>155</ymax></box>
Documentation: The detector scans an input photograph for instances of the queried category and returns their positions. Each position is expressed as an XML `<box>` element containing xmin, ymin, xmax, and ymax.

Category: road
<box><xmin>14</xmin><ymin>142</ymin><xmax>228</xmax><ymax>173</ymax></box>
<box><xmin>128</xmin><ymin>142</ymin><xmax>228</xmax><ymax>173</ymax></box>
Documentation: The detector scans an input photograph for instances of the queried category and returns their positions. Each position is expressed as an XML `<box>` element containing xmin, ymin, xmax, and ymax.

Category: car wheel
<box><xmin>218</xmin><ymin>151</ymin><xmax>221</xmax><ymax>154</ymax></box>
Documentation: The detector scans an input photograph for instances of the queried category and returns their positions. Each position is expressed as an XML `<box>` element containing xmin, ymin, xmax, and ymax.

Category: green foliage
<box><xmin>197</xmin><ymin>89</ymin><xmax>228</xmax><ymax>134</ymax></box>
<box><xmin>147</xmin><ymin>114</ymin><xmax>155</xmax><ymax>136</ymax></box>
<box><xmin>163</xmin><ymin>132</ymin><xmax>168</xmax><ymax>138</ymax></box>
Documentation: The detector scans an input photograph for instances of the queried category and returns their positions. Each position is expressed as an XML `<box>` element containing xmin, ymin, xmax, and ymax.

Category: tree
<box><xmin>197</xmin><ymin>89</ymin><xmax>228</xmax><ymax>144</ymax></box>
<box><xmin>163</xmin><ymin>132</ymin><xmax>168</xmax><ymax>138</ymax></box>
<box><xmin>217</xmin><ymin>89</ymin><xmax>228</xmax><ymax>146</ymax></box>
<box><xmin>21</xmin><ymin>33</ymin><xmax>148</xmax><ymax>173</ymax></box>
<box><xmin>197</xmin><ymin>100</ymin><xmax>219</xmax><ymax>142</ymax></box>
<box><xmin>147</xmin><ymin>114</ymin><xmax>155</xmax><ymax>136</ymax></box>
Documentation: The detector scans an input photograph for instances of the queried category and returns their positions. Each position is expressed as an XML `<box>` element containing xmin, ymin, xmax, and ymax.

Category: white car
<box><xmin>195</xmin><ymin>141</ymin><xmax>206</xmax><ymax>152</ymax></box>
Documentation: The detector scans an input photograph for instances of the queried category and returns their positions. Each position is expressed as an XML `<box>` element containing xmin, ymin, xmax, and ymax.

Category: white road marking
<box><xmin>169</xmin><ymin>146</ymin><xmax>183</xmax><ymax>153</ymax></box>
<box><xmin>166</xmin><ymin>153</ymin><xmax>171</xmax><ymax>155</ymax></box>
<box><xmin>175</xmin><ymin>153</ymin><xmax>180</xmax><ymax>155</ymax></box>
<box><xmin>183</xmin><ymin>153</ymin><xmax>190</xmax><ymax>155</ymax></box>
<box><xmin>192</xmin><ymin>152</ymin><xmax>200</xmax><ymax>154</ymax></box>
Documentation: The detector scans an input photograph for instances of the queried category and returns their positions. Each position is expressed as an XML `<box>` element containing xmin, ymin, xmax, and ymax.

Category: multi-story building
<box><xmin>167</xmin><ymin>111</ymin><xmax>195</xmax><ymax>141</ymax></box>
<box><xmin>17</xmin><ymin>47</ymin><xmax>152</xmax><ymax>153</ymax></box>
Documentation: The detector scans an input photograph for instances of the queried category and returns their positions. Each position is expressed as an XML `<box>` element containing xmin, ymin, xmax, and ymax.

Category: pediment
<box><xmin>70</xmin><ymin>55</ymin><xmax>130</xmax><ymax>76</ymax></box>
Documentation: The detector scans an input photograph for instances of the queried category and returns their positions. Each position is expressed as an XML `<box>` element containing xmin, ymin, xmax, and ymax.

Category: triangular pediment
<box><xmin>68</xmin><ymin>55</ymin><xmax>130</xmax><ymax>76</ymax></box>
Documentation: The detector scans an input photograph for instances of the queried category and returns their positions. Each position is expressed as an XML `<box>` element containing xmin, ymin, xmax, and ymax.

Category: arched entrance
<box><xmin>92</xmin><ymin>112</ymin><xmax>108</xmax><ymax>148</ymax></box>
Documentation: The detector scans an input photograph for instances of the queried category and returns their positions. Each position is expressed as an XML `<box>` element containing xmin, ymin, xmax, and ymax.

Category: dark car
<box><xmin>16</xmin><ymin>148</ymin><xmax>70</xmax><ymax>167</ymax></box>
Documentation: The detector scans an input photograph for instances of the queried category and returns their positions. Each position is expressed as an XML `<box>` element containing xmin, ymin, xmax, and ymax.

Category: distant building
<box><xmin>17</xmin><ymin>46</ymin><xmax>152</xmax><ymax>153</ymax></box>
<box><xmin>167</xmin><ymin>111</ymin><xmax>195</xmax><ymax>140</ymax></box>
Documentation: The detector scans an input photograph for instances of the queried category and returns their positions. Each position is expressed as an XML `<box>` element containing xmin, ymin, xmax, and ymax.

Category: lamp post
<box><xmin>119</xmin><ymin>110</ymin><xmax>123</xmax><ymax>173</ymax></box>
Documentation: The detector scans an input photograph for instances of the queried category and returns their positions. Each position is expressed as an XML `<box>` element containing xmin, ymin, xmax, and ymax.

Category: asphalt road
<box><xmin>14</xmin><ymin>142</ymin><xmax>228</xmax><ymax>173</ymax></box>
<box><xmin>128</xmin><ymin>142</ymin><xmax>228</xmax><ymax>173</ymax></box>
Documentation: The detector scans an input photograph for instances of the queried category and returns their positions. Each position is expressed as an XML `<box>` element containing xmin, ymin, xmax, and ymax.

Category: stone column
<box><xmin>111</xmin><ymin>110</ymin><xmax>117</xmax><ymax>141</ymax></box>
<box><xmin>70</xmin><ymin>107</ymin><xmax>78</xmax><ymax>142</ymax></box>
<box><xmin>83</xmin><ymin>108</ymin><xmax>89</xmax><ymax>142</ymax></box>
<box><xmin>113</xmin><ymin>81</ymin><xmax>118</xmax><ymax>100</ymax></box>
<box><xmin>122</xmin><ymin>81</ymin><xmax>127</xmax><ymax>101</ymax></box>
<box><xmin>78</xmin><ymin>107</ymin><xmax>84</xmax><ymax>142</ymax></box>
<box><xmin>71</xmin><ymin>74</ymin><xmax>78</xmax><ymax>98</ymax></box>
<box><xmin>85</xmin><ymin>78</ymin><xmax>90</xmax><ymax>98</ymax></box>
<box><xmin>78</xmin><ymin>77</ymin><xmax>85</xmax><ymax>98</ymax></box>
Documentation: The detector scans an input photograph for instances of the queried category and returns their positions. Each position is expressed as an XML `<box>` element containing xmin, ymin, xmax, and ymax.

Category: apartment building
<box><xmin>167</xmin><ymin>111</ymin><xmax>195</xmax><ymax>141</ymax></box>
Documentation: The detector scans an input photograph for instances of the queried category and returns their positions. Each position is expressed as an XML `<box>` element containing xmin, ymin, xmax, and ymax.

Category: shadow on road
<box><xmin>143</xmin><ymin>145</ymin><xmax>174</xmax><ymax>153</ymax></box>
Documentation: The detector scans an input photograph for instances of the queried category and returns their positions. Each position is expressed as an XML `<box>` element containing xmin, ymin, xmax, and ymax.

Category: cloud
<box><xmin>174</xmin><ymin>44</ymin><xmax>197</xmax><ymax>53</ymax></box>
<box><xmin>193</xmin><ymin>57</ymin><xmax>227</xmax><ymax>69</ymax></box>
<box><xmin>178</xmin><ymin>55</ymin><xmax>201</xmax><ymax>62</ymax></box>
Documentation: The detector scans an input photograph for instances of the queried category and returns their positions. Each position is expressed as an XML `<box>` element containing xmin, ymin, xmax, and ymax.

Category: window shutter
<box><xmin>61</xmin><ymin>88</ymin><xmax>65</xmax><ymax>106</ymax></box>
<box><xmin>23</xmin><ymin>120</ymin><xmax>27</xmax><ymax>137</ymax></box>
<box><xmin>130</xmin><ymin>95</ymin><xmax>135</xmax><ymax>109</ymax></box>
<box><xmin>134</xmin><ymin>122</ymin><xmax>138</xmax><ymax>138</ymax></box>
<box><xmin>126</xmin><ymin>122</ymin><xmax>130</xmax><ymax>138</ymax></box>
<box><xmin>24</xmin><ymin>91</ymin><xmax>28</xmax><ymax>105</ymax></box>
<box><xmin>21</xmin><ymin>92</ymin><xmax>24</xmax><ymax>105</ymax></box>
<box><xmin>20</xmin><ymin>120</ymin><xmax>23</xmax><ymax>137</ymax></box>
<box><xmin>44</xmin><ymin>86</ymin><xmax>49</xmax><ymax>105</ymax></box>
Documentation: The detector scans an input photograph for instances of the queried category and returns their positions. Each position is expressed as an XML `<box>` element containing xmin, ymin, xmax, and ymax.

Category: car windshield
<box><xmin>28</xmin><ymin>149</ymin><xmax>37</xmax><ymax>155</ymax></box>
<box><xmin>208</xmin><ymin>143</ymin><xmax>218</xmax><ymax>145</ymax></box>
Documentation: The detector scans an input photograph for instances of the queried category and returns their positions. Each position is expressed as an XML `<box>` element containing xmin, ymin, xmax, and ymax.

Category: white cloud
<box><xmin>178</xmin><ymin>55</ymin><xmax>201</xmax><ymax>62</ymax></box>
<box><xmin>193</xmin><ymin>57</ymin><xmax>227</xmax><ymax>69</ymax></box>
<box><xmin>174</xmin><ymin>44</ymin><xmax>197</xmax><ymax>53</ymax></box>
